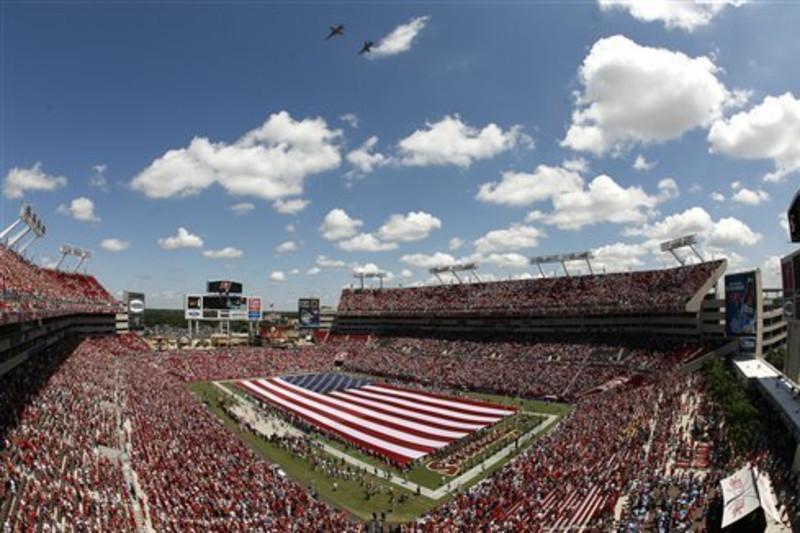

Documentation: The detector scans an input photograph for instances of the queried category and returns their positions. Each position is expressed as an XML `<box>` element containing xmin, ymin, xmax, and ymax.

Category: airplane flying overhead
<box><xmin>359</xmin><ymin>40</ymin><xmax>374</xmax><ymax>55</ymax></box>
<box><xmin>326</xmin><ymin>25</ymin><xmax>345</xmax><ymax>40</ymax></box>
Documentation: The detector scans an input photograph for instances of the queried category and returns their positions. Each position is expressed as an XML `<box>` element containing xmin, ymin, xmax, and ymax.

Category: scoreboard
<box><xmin>185</xmin><ymin>294</ymin><xmax>251</xmax><ymax>321</ymax></box>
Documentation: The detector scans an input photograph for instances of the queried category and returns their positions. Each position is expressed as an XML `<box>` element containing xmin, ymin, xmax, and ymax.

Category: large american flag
<box><xmin>237</xmin><ymin>373</ymin><xmax>516</xmax><ymax>466</ymax></box>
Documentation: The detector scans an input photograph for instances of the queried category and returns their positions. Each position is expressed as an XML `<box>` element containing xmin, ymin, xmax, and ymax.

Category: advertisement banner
<box><xmin>725</xmin><ymin>271</ymin><xmax>758</xmax><ymax>337</ymax></box>
<box><xmin>248</xmin><ymin>297</ymin><xmax>262</xmax><ymax>321</ymax></box>
<box><xmin>185</xmin><ymin>295</ymin><xmax>202</xmax><ymax>320</ymax></box>
<box><xmin>124</xmin><ymin>291</ymin><xmax>146</xmax><ymax>331</ymax></box>
<box><xmin>298</xmin><ymin>298</ymin><xmax>320</xmax><ymax>328</ymax></box>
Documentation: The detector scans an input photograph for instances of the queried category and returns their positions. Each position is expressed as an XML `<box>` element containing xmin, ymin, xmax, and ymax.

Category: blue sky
<box><xmin>2</xmin><ymin>1</ymin><xmax>798</xmax><ymax>309</ymax></box>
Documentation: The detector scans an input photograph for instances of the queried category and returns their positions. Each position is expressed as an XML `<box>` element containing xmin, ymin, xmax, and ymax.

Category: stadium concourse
<box><xmin>1</xmin><ymin>247</ymin><xmax>799</xmax><ymax>531</ymax></box>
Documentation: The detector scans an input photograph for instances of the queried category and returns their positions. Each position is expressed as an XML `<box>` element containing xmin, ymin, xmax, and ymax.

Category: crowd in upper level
<box><xmin>338</xmin><ymin>260</ymin><xmax>723</xmax><ymax>317</ymax></box>
<box><xmin>0</xmin><ymin>246</ymin><xmax>119</xmax><ymax>325</ymax></box>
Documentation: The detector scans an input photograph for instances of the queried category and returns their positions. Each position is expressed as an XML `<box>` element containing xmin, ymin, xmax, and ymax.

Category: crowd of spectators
<box><xmin>0</xmin><ymin>245</ymin><xmax>120</xmax><ymax>325</ymax></box>
<box><xmin>337</xmin><ymin>337</ymin><xmax>707</xmax><ymax>401</ymax></box>
<box><xmin>121</xmin><ymin>348</ymin><xmax>353</xmax><ymax>531</ymax></box>
<box><xmin>1</xmin><ymin>332</ymin><xmax>797</xmax><ymax>531</ymax></box>
<box><xmin>338</xmin><ymin>260</ymin><xmax>723</xmax><ymax>318</ymax></box>
<box><xmin>0</xmin><ymin>338</ymin><xmax>137</xmax><ymax>531</ymax></box>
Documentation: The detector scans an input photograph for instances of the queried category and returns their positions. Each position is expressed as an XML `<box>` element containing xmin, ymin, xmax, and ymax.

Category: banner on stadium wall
<box><xmin>124</xmin><ymin>291</ymin><xmax>146</xmax><ymax>331</ymax></box>
<box><xmin>725</xmin><ymin>270</ymin><xmax>762</xmax><ymax>355</ymax></box>
<box><xmin>298</xmin><ymin>298</ymin><xmax>320</xmax><ymax>328</ymax></box>
<box><xmin>248</xmin><ymin>298</ymin><xmax>262</xmax><ymax>321</ymax></box>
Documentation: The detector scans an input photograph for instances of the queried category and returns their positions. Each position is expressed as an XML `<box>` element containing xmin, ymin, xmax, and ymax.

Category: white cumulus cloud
<box><xmin>400</xmin><ymin>252</ymin><xmax>457</xmax><ymax>269</ymax></box>
<box><xmin>625</xmin><ymin>206</ymin><xmax>761</xmax><ymax>249</ymax></box>
<box><xmin>731</xmin><ymin>187</ymin><xmax>769</xmax><ymax>206</ymax></box>
<box><xmin>230</xmin><ymin>202</ymin><xmax>255</xmax><ymax>214</ymax></box>
<box><xmin>131</xmin><ymin>111</ymin><xmax>341</xmax><ymax>200</ymax></box>
<box><xmin>316</xmin><ymin>255</ymin><xmax>348</xmax><ymax>268</ymax></box>
<box><xmin>398</xmin><ymin>115</ymin><xmax>531</xmax><ymax>168</ymax></box>
<box><xmin>709</xmin><ymin>92</ymin><xmax>800</xmax><ymax>183</ymax></box>
<box><xmin>158</xmin><ymin>227</ymin><xmax>204</xmax><ymax>250</ymax></box>
<box><xmin>545</xmin><ymin>175</ymin><xmax>661</xmax><ymax>230</ymax></box>
<box><xmin>476</xmin><ymin>164</ymin><xmax>584</xmax><ymax>206</ymax></box>
<box><xmin>377</xmin><ymin>211</ymin><xmax>442</xmax><ymax>242</ymax></box>
<box><xmin>319</xmin><ymin>208</ymin><xmax>363</xmax><ymax>240</ymax></box>
<box><xmin>269</xmin><ymin>271</ymin><xmax>285</xmax><ymax>282</ymax></box>
<box><xmin>4</xmin><ymin>163</ymin><xmax>67</xmax><ymax>199</ymax></box>
<box><xmin>100</xmin><ymin>238</ymin><xmax>130</xmax><ymax>252</ymax></box>
<box><xmin>562</xmin><ymin>35</ymin><xmax>738</xmax><ymax>155</ymax></box>
<box><xmin>56</xmin><ymin>197</ymin><xmax>100</xmax><ymax>222</ymax></box>
<box><xmin>346</xmin><ymin>136</ymin><xmax>388</xmax><ymax>176</ymax></box>
<box><xmin>598</xmin><ymin>0</ymin><xmax>749</xmax><ymax>31</ymax></box>
<box><xmin>276</xmin><ymin>240</ymin><xmax>297</xmax><ymax>254</ymax></box>
<box><xmin>203</xmin><ymin>247</ymin><xmax>244</xmax><ymax>259</ymax></box>
<box><xmin>273</xmin><ymin>198</ymin><xmax>310</xmax><ymax>215</ymax></box>
<box><xmin>633</xmin><ymin>155</ymin><xmax>657</xmax><ymax>171</ymax></box>
<box><xmin>474</xmin><ymin>225</ymin><xmax>543</xmax><ymax>254</ymax></box>
<box><xmin>338</xmin><ymin>233</ymin><xmax>398</xmax><ymax>252</ymax></box>
<box><xmin>340</xmin><ymin>113</ymin><xmax>359</xmax><ymax>129</ymax></box>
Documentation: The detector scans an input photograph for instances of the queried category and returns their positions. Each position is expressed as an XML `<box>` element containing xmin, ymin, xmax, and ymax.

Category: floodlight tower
<box><xmin>74</xmin><ymin>249</ymin><xmax>92</xmax><ymax>272</ymax></box>
<box><xmin>353</xmin><ymin>270</ymin><xmax>388</xmax><ymax>289</ymax></box>
<box><xmin>56</xmin><ymin>245</ymin><xmax>73</xmax><ymax>270</ymax></box>
<box><xmin>529</xmin><ymin>251</ymin><xmax>594</xmax><ymax>277</ymax></box>
<box><xmin>56</xmin><ymin>245</ymin><xmax>91</xmax><ymax>271</ymax></box>
<box><xmin>1</xmin><ymin>205</ymin><xmax>47</xmax><ymax>253</ymax></box>
<box><xmin>428</xmin><ymin>263</ymin><xmax>480</xmax><ymax>285</ymax></box>
<box><xmin>660</xmin><ymin>235</ymin><xmax>703</xmax><ymax>266</ymax></box>
<box><xmin>0</xmin><ymin>205</ymin><xmax>31</xmax><ymax>243</ymax></box>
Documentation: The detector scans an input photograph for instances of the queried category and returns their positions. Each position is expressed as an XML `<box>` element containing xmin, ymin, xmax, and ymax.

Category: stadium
<box><xmin>2</xmin><ymin>198</ymin><xmax>799</xmax><ymax>531</ymax></box>
<box><xmin>5</xmin><ymin>3</ymin><xmax>800</xmax><ymax>532</ymax></box>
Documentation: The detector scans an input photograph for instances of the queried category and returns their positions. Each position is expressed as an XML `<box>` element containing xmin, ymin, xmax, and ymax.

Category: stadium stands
<box><xmin>1</xmin><ymin>245</ymin><xmax>796</xmax><ymax>531</ymax></box>
<box><xmin>1</xmin><ymin>245</ymin><xmax>120</xmax><ymax>325</ymax></box>
<box><xmin>1</xmin><ymin>335</ymin><xmax>797</xmax><ymax>530</ymax></box>
<box><xmin>338</xmin><ymin>260</ymin><xmax>724</xmax><ymax>318</ymax></box>
<box><xmin>336</xmin><ymin>337</ymin><xmax>709</xmax><ymax>401</ymax></box>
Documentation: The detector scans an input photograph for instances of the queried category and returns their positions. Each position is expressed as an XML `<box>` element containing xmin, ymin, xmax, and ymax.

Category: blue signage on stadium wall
<box><xmin>298</xmin><ymin>298</ymin><xmax>320</xmax><ymax>328</ymax></box>
<box><xmin>725</xmin><ymin>271</ymin><xmax>758</xmax><ymax>337</ymax></box>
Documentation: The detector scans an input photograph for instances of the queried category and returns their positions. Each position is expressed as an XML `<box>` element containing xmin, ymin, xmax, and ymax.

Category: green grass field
<box><xmin>188</xmin><ymin>376</ymin><xmax>570</xmax><ymax>524</ymax></box>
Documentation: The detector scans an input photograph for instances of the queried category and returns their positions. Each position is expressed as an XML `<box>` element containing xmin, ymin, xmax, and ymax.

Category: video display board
<box><xmin>124</xmin><ymin>291</ymin><xmax>145</xmax><ymax>331</ymax></box>
<box><xmin>725</xmin><ymin>270</ymin><xmax>761</xmax><ymax>354</ymax></box>
<box><xmin>298</xmin><ymin>298</ymin><xmax>320</xmax><ymax>328</ymax></box>
<box><xmin>184</xmin><ymin>294</ymin><xmax>250</xmax><ymax>321</ymax></box>
<box><xmin>207</xmin><ymin>280</ymin><xmax>243</xmax><ymax>294</ymax></box>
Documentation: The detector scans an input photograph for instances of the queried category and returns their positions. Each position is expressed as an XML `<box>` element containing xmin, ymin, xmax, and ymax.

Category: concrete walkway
<box><xmin>214</xmin><ymin>382</ymin><xmax>558</xmax><ymax>500</ymax></box>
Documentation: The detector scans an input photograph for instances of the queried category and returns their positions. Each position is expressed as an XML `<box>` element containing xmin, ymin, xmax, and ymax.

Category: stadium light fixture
<box><xmin>0</xmin><ymin>204</ymin><xmax>47</xmax><ymax>252</ymax></box>
<box><xmin>659</xmin><ymin>235</ymin><xmax>703</xmax><ymax>265</ymax></box>
<box><xmin>428</xmin><ymin>262</ymin><xmax>480</xmax><ymax>284</ymax></box>
<box><xmin>353</xmin><ymin>270</ymin><xmax>388</xmax><ymax>289</ymax></box>
<box><xmin>529</xmin><ymin>251</ymin><xmax>594</xmax><ymax>277</ymax></box>
<box><xmin>56</xmin><ymin>244</ymin><xmax>92</xmax><ymax>271</ymax></box>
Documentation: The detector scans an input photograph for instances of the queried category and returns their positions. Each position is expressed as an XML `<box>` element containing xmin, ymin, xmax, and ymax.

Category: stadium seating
<box><xmin>1</xmin><ymin>336</ymin><xmax>797</xmax><ymax>531</ymax></box>
<box><xmin>1</xmin><ymin>245</ymin><xmax>120</xmax><ymax>325</ymax></box>
<box><xmin>338</xmin><ymin>260</ymin><xmax>723</xmax><ymax>317</ymax></box>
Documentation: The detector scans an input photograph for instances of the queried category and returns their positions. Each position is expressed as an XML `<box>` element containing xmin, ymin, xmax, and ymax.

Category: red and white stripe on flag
<box><xmin>237</xmin><ymin>377</ymin><xmax>516</xmax><ymax>466</ymax></box>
